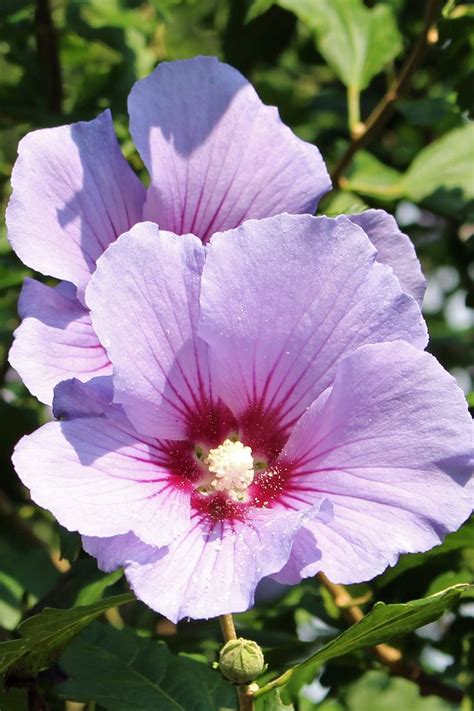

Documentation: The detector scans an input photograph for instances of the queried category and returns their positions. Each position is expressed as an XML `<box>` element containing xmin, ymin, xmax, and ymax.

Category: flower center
<box><xmin>203</xmin><ymin>439</ymin><xmax>255</xmax><ymax>501</ymax></box>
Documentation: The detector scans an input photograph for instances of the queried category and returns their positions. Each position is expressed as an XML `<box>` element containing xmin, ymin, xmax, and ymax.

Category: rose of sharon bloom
<box><xmin>7</xmin><ymin>55</ymin><xmax>332</xmax><ymax>405</ymax></box>
<box><xmin>7</xmin><ymin>56</ymin><xmax>426</xmax><ymax>406</ymax></box>
<box><xmin>13</xmin><ymin>215</ymin><xmax>472</xmax><ymax>622</ymax></box>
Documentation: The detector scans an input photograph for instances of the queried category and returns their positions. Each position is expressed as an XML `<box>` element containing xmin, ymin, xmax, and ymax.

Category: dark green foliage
<box><xmin>59</xmin><ymin>622</ymin><xmax>237</xmax><ymax>710</ymax></box>
<box><xmin>0</xmin><ymin>593</ymin><xmax>133</xmax><ymax>677</ymax></box>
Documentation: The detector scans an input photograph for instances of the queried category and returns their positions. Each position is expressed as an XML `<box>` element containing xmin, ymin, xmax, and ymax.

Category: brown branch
<box><xmin>34</xmin><ymin>0</ymin><xmax>63</xmax><ymax>114</ymax></box>
<box><xmin>318</xmin><ymin>573</ymin><xmax>402</xmax><ymax>665</ymax></box>
<box><xmin>317</xmin><ymin>573</ymin><xmax>463</xmax><ymax>704</ymax></box>
<box><xmin>237</xmin><ymin>687</ymin><xmax>255</xmax><ymax>711</ymax></box>
<box><xmin>331</xmin><ymin>0</ymin><xmax>441</xmax><ymax>186</ymax></box>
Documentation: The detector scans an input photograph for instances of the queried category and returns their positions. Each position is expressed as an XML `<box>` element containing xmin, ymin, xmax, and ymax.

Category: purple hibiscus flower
<box><xmin>7</xmin><ymin>56</ymin><xmax>426</xmax><ymax>406</ymax></box>
<box><xmin>7</xmin><ymin>56</ymin><xmax>329</xmax><ymax>404</ymax></box>
<box><xmin>13</xmin><ymin>215</ymin><xmax>472</xmax><ymax>622</ymax></box>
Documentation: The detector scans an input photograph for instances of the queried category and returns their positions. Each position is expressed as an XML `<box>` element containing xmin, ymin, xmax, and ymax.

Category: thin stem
<box><xmin>347</xmin><ymin>85</ymin><xmax>363</xmax><ymax>138</ymax></box>
<box><xmin>218</xmin><ymin>614</ymin><xmax>255</xmax><ymax>711</ymax></box>
<box><xmin>254</xmin><ymin>669</ymin><xmax>293</xmax><ymax>699</ymax></box>
<box><xmin>331</xmin><ymin>0</ymin><xmax>441</xmax><ymax>185</ymax></box>
<box><xmin>219</xmin><ymin>613</ymin><xmax>237</xmax><ymax>641</ymax></box>
<box><xmin>237</xmin><ymin>686</ymin><xmax>255</xmax><ymax>711</ymax></box>
<box><xmin>237</xmin><ymin>687</ymin><xmax>255</xmax><ymax>711</ymax></box>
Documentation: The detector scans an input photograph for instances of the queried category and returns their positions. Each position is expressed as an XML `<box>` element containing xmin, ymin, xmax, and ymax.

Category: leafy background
<box><xmin>0</xmin><ymin>1</ymin><xmax>473</xmax><ymax>709</ymax></box>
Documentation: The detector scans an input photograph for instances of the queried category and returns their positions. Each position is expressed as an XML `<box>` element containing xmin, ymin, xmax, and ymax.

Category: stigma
<box><xmin>205</xmin><ymin>439</ymin><xmax>255</xmax><ymax>501</ymax></box>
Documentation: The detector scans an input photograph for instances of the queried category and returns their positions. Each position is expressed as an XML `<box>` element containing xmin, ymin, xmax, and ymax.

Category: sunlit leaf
<box><xmin>255</xmin><ymin>585</ymin><xmax>471</xmax><ymax>698</ymax></box>
<box><xmin>267</xmin><ymin>0</ymin><xmax>402</xmax><ymax>88</ymax></box>
<box><xmin>319</xmin><ymin>189</ymin><xmax>367</xmax><ymax>216</ymax></box>
<box><xmin>343</xmin><ymin>151</ymin><xmax>402</xmax><ymax>199</ymax></box>
<box><xmin>399</xmin><ymin>123</ymin><xmax>474</xmax><ymax>217</ymax></box>
<box><xmin>339</xmin><ymin>670</ymin><xmax>455</xmax><ymax>711</ymax></box>
<box><xmin>342</xmin><ymin>124</ymin><xmax>474</xmax><ymax>217</ymax></box>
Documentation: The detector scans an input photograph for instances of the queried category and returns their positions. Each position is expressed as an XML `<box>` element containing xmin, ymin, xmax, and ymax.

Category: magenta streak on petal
<box><xmin>191</xmin><ymin>490</ymin><xmax>248</xmax><ymax>525</ymax></box>
<box><xmin>186</xmin><ymin>107</ymin><xmax>240</xmax><ymax>239</ymax></box>
<box><xmin>126</xmin><ymin>270</ymin><xmax>201</xmax><ymax>415</ymax></box>
<box><xmin>187</xmin><ymin>106</ymin><xmax>243</xmax><ymax>239</ymax></box>
<box><xmin>125</xmin><ymin>248</ymin><xmax>211</xmax><ymax>422</ymax></box>
<box><xmin>225</xmin><ymin>151</ymin><xmax>305</xmax><ymax>234</ymax></box>
<box><xmin>240</xmin><ymin>404</ymin><xmax>288</xmax><ymax>461</ymax></box>
<box><xmin>262</xmin><ymin>272</ymin><xmax>371</xmax><ymax>423</ymax></box>
<box><xmin>197</xmin><ymin>106</ymin><xmax>261</xmax><ymax>242</ymax></box>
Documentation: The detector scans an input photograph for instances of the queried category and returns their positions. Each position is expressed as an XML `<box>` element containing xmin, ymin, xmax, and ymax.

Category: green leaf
<box><xmin>342</xmin><ymin>124</ymin><xmax>474</xmax><ymax>216</ymax></box>
<box><xmin>395</xmin><ymin>97</ymin><xmax>460</xmax><ymax>128</ymax></box>
<box><xmin>59</xmin><ymin>622</ymin><xmax>237</xmax><ymax>711</ymax></box>
<box><xmin>343</xmin><ymin>151</ymin><xmax>403</xmax><ymax>199</ymax></box>
<box><xmin>246</xmin><ymin>0</ymin><xmax>275</xmax><ymax>22</ymax></box>
<box><xmin>57</xmin><ymin>524</ymin><xmax>82</xmax><ymax>565</ymax></box>
<box><xmin>0</xmin><ymin>263</ymin><xmax>29</xmax><ymax>291</ymax></box>
<box><xmin>272</xmin><ymin>0</ymin><xmax>403</xmax><ymax>89</ymax></box>
<box><xmin>255</xmin><ymin>584</ymin><xmax>471</xmax><ymax>698</ymax></box>
<box><xmin>0</xmin><ymin>687</ymin><xmax>29</xmax><ymax>711</ymax></box>
<box><xmin>0</xmin><ymin>592</ymin><xmax>133</xmax><ymax>678</ymax></box>
<box><xmin>399</xmin><ymin>123</ymin><xmax>474</xmax><ymax>217</ymax></box>
<box><xmin>74</xmin><ymin>569</ymin><xmax>124</xmax><ymax>607</ymax></box>
<box><xmin>341</xmin><ymin>670</ymin><xmax>455</xmax><ymax>711</ymax></box>
<box><xmin>319</xmin><ymin>189</ymin><xmax>367</xmax><ymax>216</ymax></box>
<box><xmin>0</xmin><ymin>519</ymin><xmax>60</xmax><ymax>631</ymax></box>
<box><xmin>426</xmin><ymin>569</ymin><xmax>474</xmax><ymax>596</ymax></box>
<box><xmin>256</xmin><ymin>689</ymin><xmax>295</xmax><ymax>710</ymax></box>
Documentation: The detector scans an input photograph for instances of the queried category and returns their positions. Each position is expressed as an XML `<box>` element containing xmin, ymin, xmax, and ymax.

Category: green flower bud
<box><xmin>218</xmin><ymin>637</ymin><xmax>266</xmax><ymax>684</ymax></box>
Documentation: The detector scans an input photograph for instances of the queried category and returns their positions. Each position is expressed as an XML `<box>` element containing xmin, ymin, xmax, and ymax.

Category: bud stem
<box><xmin>218</xmin><ymin>614</ymin><xmax>256</xmax><ymax>711</ymax></box>
<box><xmin>238</xmin><ymin>686</ymin><xmax>255</xmax><ymax>711</ymax></box>
<box><xmin>219</xmin><ymin>613</ymin><xmax>237</xmax><ymax>641</ymax></box>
